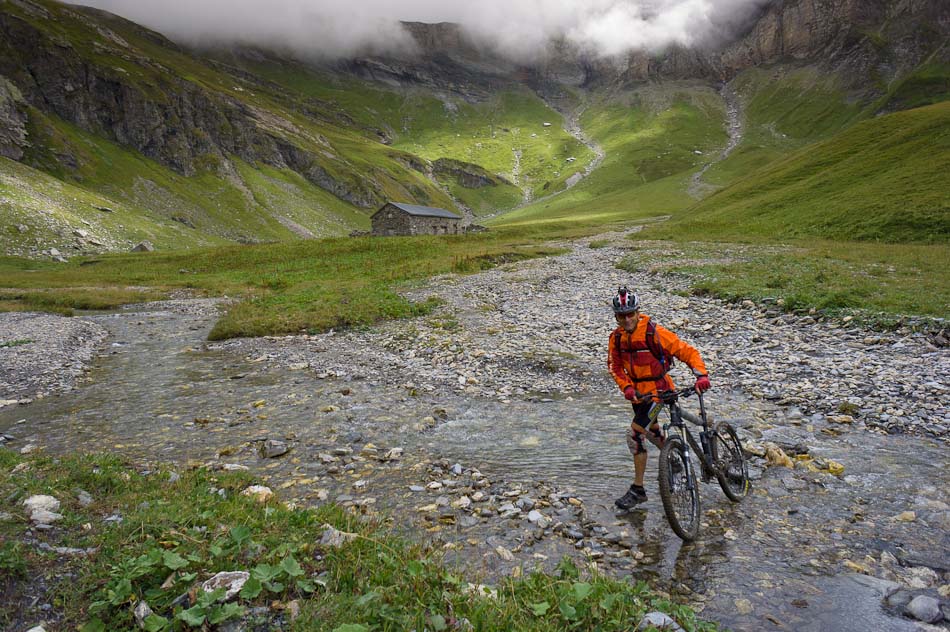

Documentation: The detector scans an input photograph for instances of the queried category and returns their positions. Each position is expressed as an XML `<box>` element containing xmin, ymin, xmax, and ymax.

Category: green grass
<box><xmin>618</xmin><ymin>240</ymin><xmax>949</xmax><ymax>321</ymax></box>
<box><xmin>493</xmin><ymin>84</ymin><xmax>727</xmax><ymax>227</ymax></box>
<box><xmin>648</xmin><ymin>101</ymin><xmax>950</xmax><ymax>243</ymax></box>
<box><xmin>0</xmin><ymin>451</ymin><xmax>715</xmax><ymax>631</ymax></box>
<box><xmin>0</xmin><ymin>338</ymin><xmax>33</xmax><ymax>348</ymax></box>
<box><xmin>880</xmin><ymin>63</ymin><xmax>950</xmax><ymax>111</ymax></box>
<box><xmin>206</xmin><ymin>53</ymin><xmax>594</xmax><ymax>206</ymax></box>
<box><xmin>0</xmin><ymin>231</ymin><xmax>575</xmax><ymax>339</ymax></box>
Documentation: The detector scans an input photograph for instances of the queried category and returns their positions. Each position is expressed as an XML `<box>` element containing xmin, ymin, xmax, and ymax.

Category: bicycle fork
<box><xmin>674</xmin><ymin>426</ymin><xmax>701</xmax><ymax>491</ymax></box>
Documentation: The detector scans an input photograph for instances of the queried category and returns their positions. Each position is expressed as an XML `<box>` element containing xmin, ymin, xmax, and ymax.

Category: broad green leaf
<box><xmin>177</xmin><ymin>605</ymin><xmax>206</xmax><ymax>626</ymax></box>
<box><xmin>295</xmin><ymin>578</ymin><xmax>316</xmax><ymax>593</ymax></box>
<box><xmin>355</xmin><ymin>592</ymin><xmax>381</xmax><ymax>607</ymax></box>
<box><xmin>264</xmin><ymin>580</ymin><xmax>285</xmax><ymax>593</ymax></box>
<box><xmin>332</xmin><ymin>625</ymin><xmax>369</xmax><ymax>632</ymax></box>
<box><xmin>599</xmin><ymin>594</ymin><xmax>620</xmax><ymax>611</ymax></box>
<box><xmin>208</xmin><ymin>603</ymin><xmax>245</xmax><ymax>624</ymax></box>
<box><xmin>80</xmin><ymin>620</ymin><xmax>107</xmax><ymax>632</ymax></box>
<box><xmin>280</xmin><ymin>555</ymin><xmax>304</xmax><ymax>577</ymax></box>
<box><xmin>239</xmin><ymin>576</ymin><xmax>263</xmax><ymax>599</ymax></box>
<box><xmin>406</xmin><ymin>560</ymin><xmax>423</xmax><ymax>577</ymax></box>
<box><xmin>559</xmin><ymin>602</ymin><xmax>578</xmax><ymax>620</ymax></box>
<box><xmin>229</xmin><ymin>525</ymin><xmax>252</xmax><ymax>546</ymax></box>
<box><xmin>88</xmin><ymin>600</ymin><xmax>109</xmax><ymax>615</ymax></box>
<box><xmin>109</xmin><ymin>578</ymin><xmax>133</xmax><ymax>606</ymax></box>
<box><xmin>162</xmin><ymin>551</ymin><xmax>188</xmax><ymax>571</ymax></box>
<box><xmin>251</xmin><ymin>563</ymin><xmax>279</xmax><ymax>582</ymax></box>
<box><xmin>529</xmin><ymin>601</ymin><xmax>550</xmax><ymax>616</ymax></box>
<box><xmin>428</xmin><ymin>614</ymin><xmax>447</xmax><ymax>631</ymax></box>
<box><xmin>197</xmin><ymin>587</ymin><xmax>226</xmax><ymax>608</ymax></box>
<box><xmin>178</xmin><ymin>572</ymin><xmax>198</xmax><ymax>583</ymax></box>
<box><xmin>573</xmin><ymin>582</ymin><xmax>593</xmax><ymax>602</ymax></box>
<box><xmin>209</xmin><ymin>544</ymin><xmax>223</xmax><ymax>557</ymax></box>
<box><xmin>143</xmin><ymin>614</ymin><xmax>170</xmax><ymax>632</ymax></box>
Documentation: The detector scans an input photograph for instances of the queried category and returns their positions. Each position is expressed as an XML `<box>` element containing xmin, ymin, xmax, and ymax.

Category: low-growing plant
<box><xmin>0</xmin><ymin>452</ymin><xmax>717</xmax><ymax>632</ymax></box>
<box><xmin>0</xmin><ymin>339</ymin><xmax>33</xmax><ymax>348</ymax></box>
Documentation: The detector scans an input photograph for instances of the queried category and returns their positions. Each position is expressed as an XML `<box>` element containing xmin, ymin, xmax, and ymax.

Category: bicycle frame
<box><xmin>662</xmin><ymin>391</ymin><xmax>716</xmax><ymax>483</ymax></box>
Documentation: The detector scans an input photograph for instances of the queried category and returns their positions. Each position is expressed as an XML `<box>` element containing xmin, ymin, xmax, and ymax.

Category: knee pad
<box><xmin>626</xmin><ymin>426</ymin><xmax>648</xmax><ymax>456</ymax></box>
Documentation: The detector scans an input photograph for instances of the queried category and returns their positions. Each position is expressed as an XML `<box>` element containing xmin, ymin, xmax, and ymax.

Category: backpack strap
<box><xmin>645</xmin><ymin>320</ymin><xmax>673</xmax><ymax>372</ymax></box>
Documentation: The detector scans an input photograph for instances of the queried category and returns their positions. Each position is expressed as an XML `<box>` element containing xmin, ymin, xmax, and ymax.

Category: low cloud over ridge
<box><xmin>81</xmin><ymin>0</ymin><xmax>768</xmax><ymax>59</ymax></box>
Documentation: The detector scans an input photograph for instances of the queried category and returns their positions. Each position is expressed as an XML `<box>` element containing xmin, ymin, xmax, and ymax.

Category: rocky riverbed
<box><xmin>1</xmin><ymin>231</ymin><xmax>948</xmax><ymax>630</ymax></box>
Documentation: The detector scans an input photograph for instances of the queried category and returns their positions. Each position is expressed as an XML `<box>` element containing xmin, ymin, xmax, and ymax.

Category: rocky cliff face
<box><xmin>382</xmin><ymin>0</ymin><xmax>949</xmax><ymax>93</ymax></box>
<box><xmin>0</xmin><ymin>74</ymin><xmax>27</xmax><ymax>159</ymax></box>
<box><xmin>0</xmin><ymin>0</ymin><xmax>384</xmax><ymax>208</ymax></box>
<box><xmin>716</xmin><ymin>0</ymin><xmax>950</xmax><ymax>84</ymax></box>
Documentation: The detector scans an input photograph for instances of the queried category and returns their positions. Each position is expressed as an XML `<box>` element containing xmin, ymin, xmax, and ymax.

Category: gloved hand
<box><xmin>623</xmin><ymin>386</ymin><xmax>640</xmax><ymax>401</ymax></box>
<box><xmin>695</xmin><ymin>375</ymin><xmax>711</xmax><ymax>392</ymax></box>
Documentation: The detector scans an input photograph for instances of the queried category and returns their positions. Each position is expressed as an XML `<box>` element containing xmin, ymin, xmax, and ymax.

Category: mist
<box><xmin>79</xmin><ymin>0</ymin><xmax>770</xmax><ymax>60</ymax></box>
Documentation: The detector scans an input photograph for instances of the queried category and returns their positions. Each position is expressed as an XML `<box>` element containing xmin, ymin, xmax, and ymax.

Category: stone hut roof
<box><xmin>384</xmin><ymin>202</ymin><xmax>461</xmax><ymax>220</ymax></box>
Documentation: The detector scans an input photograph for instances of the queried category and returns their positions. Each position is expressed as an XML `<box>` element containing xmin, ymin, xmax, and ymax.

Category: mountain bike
<box><xmin>654</xmin><ymin>387</ymin><xmax>751</xmax><ymax>541</ymax></box>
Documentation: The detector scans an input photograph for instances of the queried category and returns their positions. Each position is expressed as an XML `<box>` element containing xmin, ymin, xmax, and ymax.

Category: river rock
<box><xmin>23</xmin><ymin>495</ymin><xmax>63</xmax><ymax>525</ymax></box>
<box><xmin>845</xmin><ymin>573</ymin><xmax>901</xmax><ymax>597</ymax></box>
<box><xmin>320</xmin><ymin>524</ymin><xmax>358</xmax><ymax>548</ymax></box>
<box><xmin>259</xmin><ymin>439</ymin><xmax>289</xmax><ymax>458</ymax></box>
<box><xmin>134</xmin><ymin>600</ymin><xmax>154</xmax><ymax>627</ymax></box>
<box><xmin>905</xmin><ymin>595</ymin><xmax>943</xmax><ymax>623</ymax></box>
<box><xmin>241</xmin><ymin>485</ymin><xmax>273</xmax><ymax>503</ymax></box>
<box><xmin>637</xmin><ymin>612</ymin><xmax>684</xmax><ymax>630</ymax></box>
<box><xmin>77</xmin><ymin>490</ymin><xmax>93</xmax><ymax>506</ymax></box>
<box><xmin>201</xmin><ymin>571</ymin><xmax>250</xmax><ymax>601</ymax></box>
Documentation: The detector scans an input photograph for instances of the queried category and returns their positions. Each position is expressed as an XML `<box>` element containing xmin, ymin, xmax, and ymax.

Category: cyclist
<box><xmin>608</xmin><ymin>286</ymin><xmax>711</xmax><ymax>510</ymax></box>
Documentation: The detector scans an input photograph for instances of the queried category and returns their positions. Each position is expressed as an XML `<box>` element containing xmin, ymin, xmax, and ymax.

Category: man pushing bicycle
<box><xmin>608</xmin><ymin>286</ymin><xmax>712</xmax><ymax>510</ymax></box>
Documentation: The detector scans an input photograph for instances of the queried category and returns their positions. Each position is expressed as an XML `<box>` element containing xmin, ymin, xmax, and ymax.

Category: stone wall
<box><xmin>371</xmin><ymin>207</ymin><xmax>460</xmax><ymax>236</ymax></box>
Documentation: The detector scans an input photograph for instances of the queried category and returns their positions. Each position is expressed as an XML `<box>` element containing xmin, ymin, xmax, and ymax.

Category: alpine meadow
<box><xmin>1</xmin><ymin>0</ymin><xmax>948</xmax><ymax>630</ymax></box>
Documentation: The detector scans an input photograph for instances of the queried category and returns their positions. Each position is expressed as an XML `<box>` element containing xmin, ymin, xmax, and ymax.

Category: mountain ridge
<box><xmin>0</xmin><ymin>0</ymin><xmax>948</xmax><ymax>257</ymax></box>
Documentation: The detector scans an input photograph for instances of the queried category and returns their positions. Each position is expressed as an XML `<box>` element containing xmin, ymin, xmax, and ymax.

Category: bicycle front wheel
<box><xmin>713</xmin><ymin>422</ymin><xmax>751</xmax><ymax>501</ymax></box>
<box><xmin>658</xmin><ymin>435</ymin><xmax>701</xmax><ymax>541</ymax></box>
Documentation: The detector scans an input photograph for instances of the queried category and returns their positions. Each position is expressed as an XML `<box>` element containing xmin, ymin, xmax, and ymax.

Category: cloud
<box><xmin>80</xmin><ymin>0</ymin><xmax>768</xmax><ymax>59</ymax></box>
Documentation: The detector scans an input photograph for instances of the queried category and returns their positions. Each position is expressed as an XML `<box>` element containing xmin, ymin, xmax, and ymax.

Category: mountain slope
<box><xmin>651</xmin><ymin>100</ymin><xmax>950</xmax><ymax>243</ymax></box>
<box><xmin>0</xmin><ymin>0</ymin><xmax>577</xmax><ymax>255</ymax></box>
<box><xmin>0</xmin><ymin>0</ymin><xmax>948</xmax><ymax>257</ymax></box>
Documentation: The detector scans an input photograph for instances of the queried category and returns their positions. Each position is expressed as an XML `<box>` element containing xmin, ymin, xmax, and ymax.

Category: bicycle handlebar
<box><xmin>655</xmin><ymin>386</ymin><xmax>698</xmax><ymax>403</ymax></box>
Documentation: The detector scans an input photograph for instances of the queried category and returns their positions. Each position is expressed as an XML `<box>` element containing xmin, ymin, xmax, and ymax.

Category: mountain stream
<box><xmin>2</xmin><ymin>299</ymin><xmax>947</xmax><ymax>631</ymax></box>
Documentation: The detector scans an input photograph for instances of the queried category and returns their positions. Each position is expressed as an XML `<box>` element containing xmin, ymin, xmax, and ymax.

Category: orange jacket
<box><xmin>608</xmin><ymin>314</ymin><xmax>708</xmax><ymax>400</ymax></box>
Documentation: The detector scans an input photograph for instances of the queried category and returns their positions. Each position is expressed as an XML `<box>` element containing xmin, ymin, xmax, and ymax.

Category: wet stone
<box><xmin>905</xmin><ymin>595</ymin><xmax>943</xmax><ymax>623</ymax></box>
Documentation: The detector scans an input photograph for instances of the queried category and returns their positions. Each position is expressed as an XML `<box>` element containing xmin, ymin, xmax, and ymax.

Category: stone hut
<box><xmin>370</xmin><ymin>202</ymin><xmax>462</xmax><ymax>236</ymax></box>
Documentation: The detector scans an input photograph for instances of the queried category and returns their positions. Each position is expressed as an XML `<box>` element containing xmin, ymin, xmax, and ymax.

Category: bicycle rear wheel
<box><xmin>712</xmin><ymin>422</ymin><xmax>751</xmax><ymax>501</ymax></box>
<box><xmin>658</xmin><ymin>435</ymin><xmax>701</xmax><ymax>541</ymax></box>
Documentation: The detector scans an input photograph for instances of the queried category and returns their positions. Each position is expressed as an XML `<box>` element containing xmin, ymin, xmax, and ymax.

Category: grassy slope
<box><xmin>223</xmin><ymin>56</ymin><xmax>594</xmax><ymax>206</ymax></box>
<box><xmin>700</xmin><ymin>66</ymin><xmax>869</xmax><ymax>188</ymax></box>
<box><xmin>1</xmin><ymin>0</ymin><xmax>471</xmax><ymax>255</ymax></box>
<box><xmin>649</xmin><ymin>100</ymin><xmax>950</xmax><ymax>243</ymax></box>
<box><xmin>492</xmin><ymin>83</ymin><xmax>727</xmax><ymax>228</ymax></box>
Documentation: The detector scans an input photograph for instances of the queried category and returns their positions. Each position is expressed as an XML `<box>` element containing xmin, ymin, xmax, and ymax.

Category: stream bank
<box><xmin>1</xmin><ymin>231</ymin><xmax>948</xmax><ymax>630</ymax></box>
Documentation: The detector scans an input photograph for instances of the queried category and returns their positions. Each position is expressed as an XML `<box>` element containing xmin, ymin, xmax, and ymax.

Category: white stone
<box><xmin>23</xmin><ymin>495</ymin><xmax>60</xmax><ymax>513</ymax></box>
<box><xmin>241</xmin><ymin>485</ymin><xmax>273</xmax><ymax>503</ymax></box>
<box><xmin>637</xmin><ymin>612</ymin><xmax>684</xmax><ymax>630</ymax></box>
<box><xmin>201</xmin><ymin>571</ymin><xmax>250</xmax><ymax>602</ymax></box>
<box><xmin>320</xmin><ymin>524</ymin><xmax>358</xmax><ymax>548</ymax></box>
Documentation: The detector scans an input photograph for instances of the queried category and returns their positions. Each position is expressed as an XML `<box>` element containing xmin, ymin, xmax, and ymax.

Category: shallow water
<box><xmin>2</xmin><ymin>303</ymin><xmax>947</xmax><ymax>631</ymax></box>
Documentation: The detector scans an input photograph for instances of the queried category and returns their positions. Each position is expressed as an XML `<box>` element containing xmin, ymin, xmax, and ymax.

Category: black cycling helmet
<box><xmin>612</xmin><ymin>286</ymin><xmax>640</xmax><ymax>315</ymax></box>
